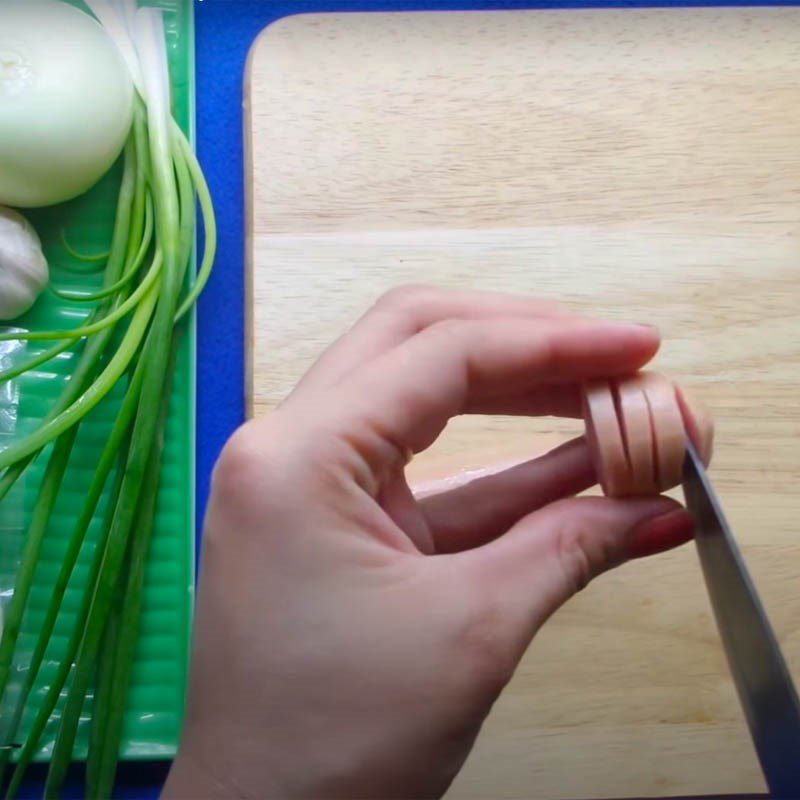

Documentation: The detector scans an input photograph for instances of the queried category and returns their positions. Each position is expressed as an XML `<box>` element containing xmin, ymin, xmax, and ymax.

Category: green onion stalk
<box><xmin>0</xmin><ymin>5</ymin><xmax>217</xmax><ymax>797</ymax></box>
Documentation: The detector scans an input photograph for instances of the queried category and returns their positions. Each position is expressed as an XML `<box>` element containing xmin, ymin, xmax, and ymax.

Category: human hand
<box><xmin>164</xmin><ymin>287</ymin><xmax>695</xmax><ymax>800</ymax></box>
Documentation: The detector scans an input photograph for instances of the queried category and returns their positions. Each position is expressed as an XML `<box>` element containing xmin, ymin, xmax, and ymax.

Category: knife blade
<box><xmin>683</xmin><ymin>441</ymin><xmax>800</xmax><ymax>797</ymax></box>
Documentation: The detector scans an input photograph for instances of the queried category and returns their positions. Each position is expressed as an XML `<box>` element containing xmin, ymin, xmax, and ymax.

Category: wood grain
<box><xmin>246</xmin><ymin>9</ymin><xmax>800</xmax><ymax>798</ymax></box>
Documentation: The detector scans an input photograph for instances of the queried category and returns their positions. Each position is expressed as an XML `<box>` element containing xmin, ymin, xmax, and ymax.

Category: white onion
<box><xmin>0</xmin><ymin>0</ymin><xmax>134</xmax><ymax>208</ymax></box>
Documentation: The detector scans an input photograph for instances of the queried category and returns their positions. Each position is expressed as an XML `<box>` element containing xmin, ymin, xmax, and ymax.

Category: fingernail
<box><xmin>633</xmin><ymin>322</ymin><xmax>659</xmax><ymax>332</ymax></box>
<box><xmin>626</xmin><ymin>509</ymin><xmax>695</xmax><ymax>559</ymax></box>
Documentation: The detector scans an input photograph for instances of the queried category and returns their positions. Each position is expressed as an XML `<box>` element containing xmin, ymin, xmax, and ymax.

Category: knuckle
<box><xmin>552</xmin><ymin>516</ymin><xmax>616</xmax><ymax>595</ymax></box>
<box><xmin>211</xmin><ymin>421</ymin><xmax>276</xmax><ymax>503</ymax></box>
<box><xmin>210</xmin><ymin>418</ymin><xmax>346</xmax><ymax>525</ymax></box>
<box><xmin>207</xmin><ymin>420</ymin><xmax>298</xmax><ymax>546</ymax></box>
<box><xmin>427</xmin><ymin>317</ymin><xmax>469</xmax><ymax>346</ymax></box>
<box><xmin>374</xmin><ymin>284</ymin><xmax>435</xmax><ymax>315</ymax></box>
<box><xmin>556</xmin><ymin>525</ymin><xmax>595</xmax><ymax>595</ymax></box>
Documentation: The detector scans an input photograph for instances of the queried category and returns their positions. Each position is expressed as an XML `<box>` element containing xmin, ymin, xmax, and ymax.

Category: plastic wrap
<box><xmin>0</xmin><ymin>336</ymin><xmax>24</xmax><ymax>746</ymax></box>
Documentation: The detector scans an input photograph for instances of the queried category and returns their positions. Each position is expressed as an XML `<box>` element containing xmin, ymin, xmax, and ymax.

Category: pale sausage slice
<box><xmin>640</xmin><ymin>373</ymin><xmax>686</xmax><ymax>491</ymax></box>
<box><xmin>581</xmin><ymin>372</ymin><xmax>713</xmax><ymax>498</ymax></box>
<box><xmin>674</xmin><ymin>383</ymin><xmax>714</xmax><ymax>467</ymax></box>
<box><xmin>583</xmin><ymin>380</ymin><xmax>631</xmax><ymax>497</ymax></box>
<box><xmin>615</xmin><ymin>377</ymin><xmax>657</xmax><ymax>495</ymax></box>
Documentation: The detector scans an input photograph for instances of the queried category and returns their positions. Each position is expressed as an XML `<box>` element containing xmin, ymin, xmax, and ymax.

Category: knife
<box><xmin>683</xmin><ymin>441</ymin><xmax>800</xmax><ymax>797</ymax></box>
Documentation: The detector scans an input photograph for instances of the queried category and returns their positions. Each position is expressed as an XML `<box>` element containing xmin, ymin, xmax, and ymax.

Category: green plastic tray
<box><xmin>0</xmin><ymin>0</ymin><xmax>194</xmax><ymax>762</ymax></box>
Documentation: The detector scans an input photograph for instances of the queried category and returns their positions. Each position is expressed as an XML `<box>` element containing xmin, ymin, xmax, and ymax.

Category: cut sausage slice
<box><xmin>582</xmin><ymin>380</ymin><xmax>632</xmax><ymax>497</ymax></box>
<box><xmin>674</xmin><ymin>383</ymin><xmax>714</xmax><ymax>467</ymax></box>
<box><xmin>581</xmin><ymin>372</ymin><xmax>713</xmax><ymax>498</ymax></box>
<box><xmin>614</xmin><ymin>377</ymin><xmax>657</xmax><ymax>495</ymax></box>
<box><xmin>640</xmin><ymin>372</ymin><xmax>686</xmax><ymax>491</ymax></box>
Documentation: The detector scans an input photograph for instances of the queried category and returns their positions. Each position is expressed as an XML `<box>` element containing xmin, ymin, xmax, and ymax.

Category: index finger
<box><xmin>328</xmin><ymin>316</ymin><xmax>660</xmax><ymax>455</ymax></box>
<box><xmin>294</xmin><ymin>285</ymin><xmax>568</xmax><ymax>394</ymax></box>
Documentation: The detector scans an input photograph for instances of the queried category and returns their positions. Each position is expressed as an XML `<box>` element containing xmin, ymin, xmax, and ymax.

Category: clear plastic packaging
<box><xmin>0</xmin><ymin>335</ymin><xmax>24</xmax><ymax>744</ymax></box>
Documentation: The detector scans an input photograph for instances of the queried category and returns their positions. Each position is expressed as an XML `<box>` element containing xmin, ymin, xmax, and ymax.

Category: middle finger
<box><xmin>419</xmin><ymin>438</ymin><xmax>594</xmax><ymax>554</ymax></box>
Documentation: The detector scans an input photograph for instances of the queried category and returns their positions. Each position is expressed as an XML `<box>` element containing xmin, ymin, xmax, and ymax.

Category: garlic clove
<box><xmin>0</xmin><ymin>205</ymin><xmax>48</xmax><ymax>320</ymax></box>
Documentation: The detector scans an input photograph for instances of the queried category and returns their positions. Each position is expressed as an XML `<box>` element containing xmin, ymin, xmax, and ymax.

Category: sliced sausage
<box><xmin>674</xmin><ymin>383</ymin><xmax>714</xmax><ymax>466</ymax></box>
<box><xmin>615</xmin><ymin>377</ymin><xmax>657</xmax><ymax>495</ymax></box>
<box><xmin>582</xmin><ymin>379</ymin><xmax>631</xmax><ymax>497</ymax></box>
<box><xmin>581</xmin><ymin>372</ymin><xmax>714</xmax><ymax>498</ymax></box>
<box><xmin>639</xmin><ymin>372</ymin><xmax>686</xmax><ymax>491</ymax></box>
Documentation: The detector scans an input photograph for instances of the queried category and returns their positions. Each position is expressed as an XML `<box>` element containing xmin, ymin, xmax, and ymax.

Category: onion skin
<box><xmin>0</xmin><ymin>0</ymin><xmax>134</xmax><ymax>207</ymax></box>
<box><xmin>582</xmin><ymin>373</ymin><xmax>714</xmax><ymax>498</ymax></box>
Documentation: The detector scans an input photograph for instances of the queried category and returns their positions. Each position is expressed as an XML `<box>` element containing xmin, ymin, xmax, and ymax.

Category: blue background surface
<box><xmin>20</xmin><ymin>0</ymin><xmax>785</xmax><ymax>796</ymax></box>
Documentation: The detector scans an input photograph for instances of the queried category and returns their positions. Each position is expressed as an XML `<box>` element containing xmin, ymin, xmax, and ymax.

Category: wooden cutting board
<box><xmin>245</xmin><ymin>9</ymin><xmax>800</xmax><ymax>798</ymax></box>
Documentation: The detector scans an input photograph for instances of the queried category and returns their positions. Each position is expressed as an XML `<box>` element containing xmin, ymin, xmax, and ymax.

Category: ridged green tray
<box><xmin>0</xmin><ymin>0</ymin><xmax>194</xmax><ymax>762</ymax></box>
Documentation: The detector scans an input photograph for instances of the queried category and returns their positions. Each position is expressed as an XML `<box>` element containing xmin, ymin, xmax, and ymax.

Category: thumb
<box><xmin>456</xmin><ymin>495</ymin><xmax>695</xmax><ymax>656</ymax></box>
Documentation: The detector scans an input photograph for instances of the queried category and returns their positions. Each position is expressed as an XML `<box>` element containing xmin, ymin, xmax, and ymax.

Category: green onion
<box><xmin>0</xmin><ymin>121</ymin><xmax>140</xmax><ymax>500</ymax></box>
<box><xmin>0</xmin><ymin>336</ymin><xmax>79</xmax><ymax>384</ymax></box>
<box><xmin>51</xmin><ymin>195</ymin><xmax>154</xmax><ymax>303</ymax></box>
<box><xmin>59</xmin><ymin>230</ymin><xmax>110</xmax><ymax>266</ymax></box>
<box><xmin>0</xmin><ymin>428</ymin><xmax>78</xmax><ymax>714</ymax></box>
<box><xmin>0</xmin><ymin>111</ymin><xmax>146</xmax><ymax>777</ymax></box>
<box><xmin>0</xmin><ymin>287</ymin><xmax>156</xmax><ymax>473</ymax></box>
<box><xmin>173</xmin><ymin>125</ymin><xmax>216</xmax><ymax>323</ymax></box>
<box><xmin>0</xmin><ymin>4</ymin><xmax>217</xmax><ymax>795</ymax></box>
<box><xmin>4</xmin><ymin>444</ymin><xmax>131</xmax><ymax>798</ymax></box>
<box><xmin>0</xmin><ymin>359</ymin><xmax>144</xmax><ymax>783</ymax></box>
<box><xmin>88</xmin><ymin>341</ymin><xmax>177</xmax><ymax>799</ymax></box>
<box><xmin>85</xmin><ymin>582</ymin><xmax>122</xmax><ymax>795</ymax></box>
<box><xmin>0</xmin><ymin>251</ymin><xmax>162</xmax><ymax>344</ymax></box>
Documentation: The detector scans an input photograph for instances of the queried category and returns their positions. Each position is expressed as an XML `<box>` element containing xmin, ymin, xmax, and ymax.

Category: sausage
<box><xmin>674</xmin><ymin>383</ymin><xmax>714</xmax><ymax>467</ymax></box>
<box><xmin>582</xmin><ymin>379</ymin><xmax>631</xmax><ymax>497</ymax></box>
<box><xmin>615</xmin><ymin>377</ymin><xmax>657</xmax><ymax>495</ymax></box>
<box><xmin>639</xmin><ymin>372</ymin><xmax>686</xmax><ymax>491</ymax></box>
<box><xmin>582</xmin><ymin>372</ymin><xmax>714</xmax><ymax>497</ymax></box>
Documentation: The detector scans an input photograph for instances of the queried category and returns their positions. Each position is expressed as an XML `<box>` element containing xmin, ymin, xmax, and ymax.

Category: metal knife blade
<box><xmin>683</xmin><ymin>441</ymin><xmax>800</xmax><ymax>797</ymax></box>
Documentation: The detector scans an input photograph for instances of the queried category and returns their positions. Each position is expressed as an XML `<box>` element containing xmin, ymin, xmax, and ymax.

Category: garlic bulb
<box><xmin>0</xmin><ymin>205</ymin><xmax>48</xmax><ymax>320</ymax></box>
